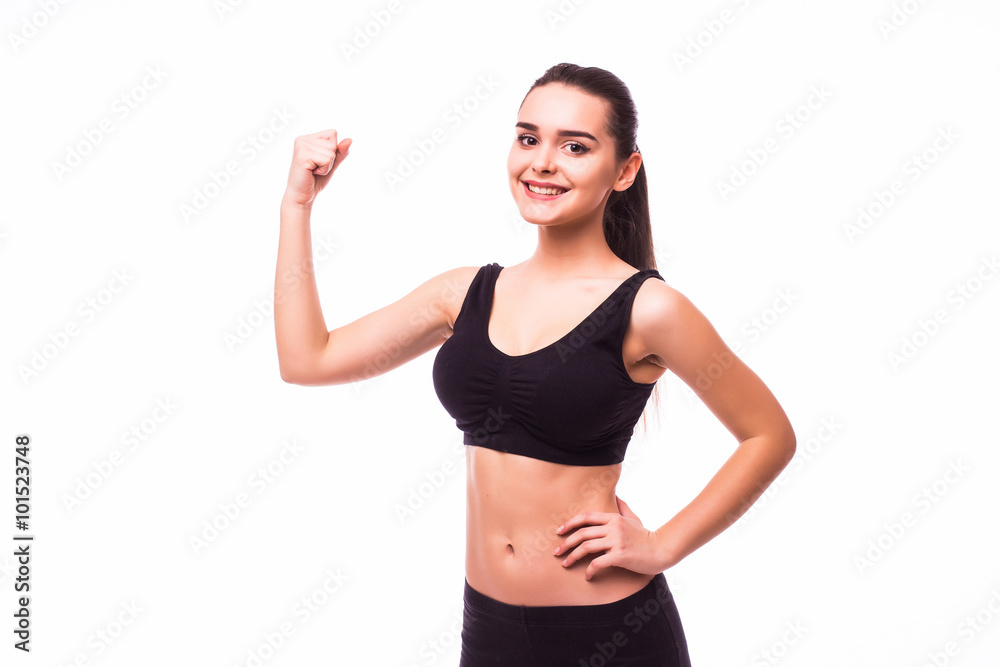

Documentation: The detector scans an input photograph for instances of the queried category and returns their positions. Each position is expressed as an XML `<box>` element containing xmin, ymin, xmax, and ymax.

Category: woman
<box><xmin>274</xmin><ymin>63</ymin><xmax>796</xmax><ymax>665</ymax></box>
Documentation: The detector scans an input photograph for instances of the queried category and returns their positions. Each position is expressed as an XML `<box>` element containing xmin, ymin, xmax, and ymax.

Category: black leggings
<box><xmin>460</xmin><ymin>573</ymin><xmax>691</xmax><ymax>666</ymax></box>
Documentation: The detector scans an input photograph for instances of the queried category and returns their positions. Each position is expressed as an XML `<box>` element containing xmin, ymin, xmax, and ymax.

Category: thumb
<box><xmin>616</xmin><ymin>495</ymin><xmax>639</xmax><ymax>519</ymax></box>
<box><xmin>327</xmin><ymin>137</ymin><xmax>352</xmax><ymax>174</ymax></box>
<box><xmin>314</xmin><ymin>137</ymin><xmax>352</xmax><ymax>178</ymax></box>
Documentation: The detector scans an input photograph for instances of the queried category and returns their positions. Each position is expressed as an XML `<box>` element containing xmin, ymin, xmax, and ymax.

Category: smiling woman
<box><xmin>273</xmin><ymin>62</ymin><xmax>795</xmax><ymax>666</ymax></box>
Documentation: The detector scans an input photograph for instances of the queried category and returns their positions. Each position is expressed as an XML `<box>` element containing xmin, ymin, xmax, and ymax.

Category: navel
<box><xmin>506</xmin><ymin>543</ymin><xmax>515</xmax><ymax>556</ymax></box>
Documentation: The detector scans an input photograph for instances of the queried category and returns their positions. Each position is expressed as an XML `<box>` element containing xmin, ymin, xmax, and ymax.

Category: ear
<box><xmin>613</xmin><ymin>152</ymin><xmax>643</xmax><ymax>191</ymax></box>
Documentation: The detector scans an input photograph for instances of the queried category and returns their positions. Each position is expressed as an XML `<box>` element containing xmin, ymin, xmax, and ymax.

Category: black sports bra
<box><xmin>432</xmin><ymin>262</ymin><xmax>665</xmax><ymax>466</ymax></box>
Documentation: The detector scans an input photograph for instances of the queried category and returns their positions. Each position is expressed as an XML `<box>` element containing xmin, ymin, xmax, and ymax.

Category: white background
<box><xmin>3</xmin><ymin>0</ymin><xmax>999</xmax><ymax>665</ymax></box>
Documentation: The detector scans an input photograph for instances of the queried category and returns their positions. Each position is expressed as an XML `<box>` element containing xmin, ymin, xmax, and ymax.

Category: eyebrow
<box><xmin>515</xmin><ymin>122</ymin><xmax>598</xmax><ymax>143</ymax></box>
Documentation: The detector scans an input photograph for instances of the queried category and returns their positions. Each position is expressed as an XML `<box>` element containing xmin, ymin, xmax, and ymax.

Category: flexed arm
<box><xmin>274</xmin><ymin>130</ymin><xmax>352</xmax><ymax>382</ymax></box>
<box><xmin>273</xmin><ymin>130</ymin><xmax>476</xmax><ymax>387</ymax></box>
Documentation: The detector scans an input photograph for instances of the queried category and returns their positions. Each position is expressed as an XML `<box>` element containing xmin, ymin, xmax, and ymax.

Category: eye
<box><xmin>515</xmin><ymin>134</ymin><xmax>590</xmax><ymax>155</ymax></box>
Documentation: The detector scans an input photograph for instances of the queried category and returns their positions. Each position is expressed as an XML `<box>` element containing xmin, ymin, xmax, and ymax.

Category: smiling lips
<box><xmin>523</xmin><ymin>180</ymin><xmax>569</xmax><ymax>197</ymax></box>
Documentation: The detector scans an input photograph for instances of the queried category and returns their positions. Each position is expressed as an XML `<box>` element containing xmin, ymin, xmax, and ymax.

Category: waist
<box><xmin>465</xmin><ymin>445</ymin><xmax>655</xmax><ymax>606</ymax></box>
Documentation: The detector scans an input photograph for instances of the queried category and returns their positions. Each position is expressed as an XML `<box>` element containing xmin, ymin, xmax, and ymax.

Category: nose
<box><xmin>530</xmin><ymin>143</ymin><xmax>556</xmax><ymax>174</ymax></box>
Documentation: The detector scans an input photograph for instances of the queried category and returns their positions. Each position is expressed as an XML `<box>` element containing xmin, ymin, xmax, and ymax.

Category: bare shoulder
<box><xmin>438</xmin><ymin>264</ymin><xmax>483</xmax><ymax>332</ymax></box>
<box><xmin>631</xmin><ymin>274</ymin><xmax>692</xmax><ymax>327</ymax></box>
<box><xmin>629</xmin><ymin>277</ymin><xmax>710</xmax><ymax>367</ymax></box>
<box><xmin>630</xmin><ymin>272</ymin><xmax>795</xmax><ymax>449</ymax></box>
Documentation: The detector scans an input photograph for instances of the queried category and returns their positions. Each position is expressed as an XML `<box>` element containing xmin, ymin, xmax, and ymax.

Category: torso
<box><xmin>448</xmin><ymin>261</ymin><xmax>667</xmax><ymax>606</ymax></box>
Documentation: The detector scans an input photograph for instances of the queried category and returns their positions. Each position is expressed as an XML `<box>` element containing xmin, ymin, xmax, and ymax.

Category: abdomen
<box><xmin>464</xmin><ymin>446</ymin><xmax>655</xmax><ymax>606</ymax></box>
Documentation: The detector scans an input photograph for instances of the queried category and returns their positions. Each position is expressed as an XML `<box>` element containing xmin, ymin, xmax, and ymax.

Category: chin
<box><xmin>516</xmin><ymin>205</ymin><xmax>559</xmax><ymax>226</ymax></box>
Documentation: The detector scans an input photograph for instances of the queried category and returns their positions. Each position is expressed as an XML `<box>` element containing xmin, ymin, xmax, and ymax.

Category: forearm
<box><xmin>653</xmin><ymin>433</ymin><xmax>796</xmax><ymax>569</ymax></box>
<box><xmin>274</xmin><ymin>197</ymin><xmax>329</xmax><ymax>379</ymax></box>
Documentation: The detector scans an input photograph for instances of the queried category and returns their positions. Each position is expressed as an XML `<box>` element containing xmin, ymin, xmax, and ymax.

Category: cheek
<box><xmin>565</xmin><ymin>156</ymin><xmax>604</xmax><ymax>182</ymax></box>
<box><xmin>566</xmin><ymin>164</ymin><xmax>605</xmax><ymax>197</ymax></box>
<box><xmin>506</xmin><ymin>150</ymin><xmax>524</xmax><ymax>178</ymax></box>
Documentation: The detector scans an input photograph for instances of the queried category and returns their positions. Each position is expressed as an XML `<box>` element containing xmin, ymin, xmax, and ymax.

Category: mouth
<box><xmin>522</xmin><ymin>181</ymin><xmax>570</xmax><ymax>199</ymax></box>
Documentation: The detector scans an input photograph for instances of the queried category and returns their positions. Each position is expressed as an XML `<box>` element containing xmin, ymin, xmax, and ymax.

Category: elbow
<box><xmin>778</xmin><ymin>424</ymin><xmax>797</xmax><ymax>467</ymax></box>
<box><xmin>278</xmin><ymin>359</ymin><xmax>311</xmax><ymax>385</ymax></box>
<box><xmin>279</xmin><ymin>365</ymin><xmax>302</xmax><ymax>385</ymax></box>
<box><xmin>782</xmin><ymin>439</ymin><xmax>796</xmax><ymax>468</ymax></box>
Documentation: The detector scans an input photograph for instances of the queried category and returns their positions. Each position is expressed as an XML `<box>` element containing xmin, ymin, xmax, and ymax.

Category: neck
<box><xmin>525</xmin><ymin>203</ymin><xmax>624</xmax><ymax>278</ymax></box>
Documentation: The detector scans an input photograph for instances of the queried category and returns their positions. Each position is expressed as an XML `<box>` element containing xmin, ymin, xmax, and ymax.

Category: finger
<box><xmin>328</xmin><ymin>138</ymin><xmax>352</xmax><ymax>173</ymax></box>
<box><xmin>554</xmin><ymin>526</ymin><xmax>606</xmax><ymax>556</ymax></box>
<box><xmin>310</xmin><ymin>137</ymin><xmax>351</xmax><ymax>177</ymax></box>
<box><xmin>312</xmin><ymin>154</ymin><xmax>336</xmax><ymax>176</ymax></box>
<box><xmin>307</xmin><ymin>128</ymin><xmax>339</xmax><ymax>143</ymax></box>
<box><xmin>561</xmin><ymin>538</ymin><xmax>611</xmax><ymax>568</ymax></box>
<box><xmin>306</xmin><ymin>147</ymin><xmax>338</xmax><ymax>175</ymax></box>
<box><xmin>585</xmin><ymin>553</ymin><xmax>616</xmax><ymax>581</ymax></box>
<box><xmin>556</xmin><ymin>511</ymin><xmax>613</xmax><ymax>535</ymax></box>
<box><xmin>616</xmin><ymin>495</ymin><xmax>637</xmax><ymax>519</ymax></box>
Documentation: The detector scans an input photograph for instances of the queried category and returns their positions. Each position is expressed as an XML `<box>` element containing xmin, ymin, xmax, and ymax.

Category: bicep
<box><xmin>292</xmin><ymin>266</ymin><xmax>476</xmax><ymax>386</ymax></box>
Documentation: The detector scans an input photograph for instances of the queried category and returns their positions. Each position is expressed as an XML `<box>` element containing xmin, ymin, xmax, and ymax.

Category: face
<box><xmin>507</xmin><ymin>83</ymin><xmax>640</xmax><ymax>228</ymax></box>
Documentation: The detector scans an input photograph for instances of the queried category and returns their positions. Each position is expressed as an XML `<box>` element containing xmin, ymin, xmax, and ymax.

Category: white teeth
<box><xmin>526</xmin><ymin>183</ymin><xmax>567</xmax><ymax>196</ymax></box>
